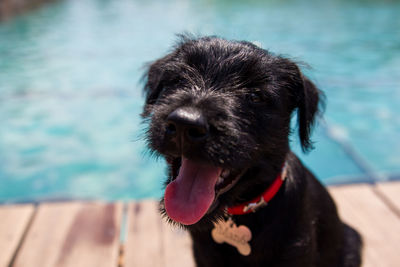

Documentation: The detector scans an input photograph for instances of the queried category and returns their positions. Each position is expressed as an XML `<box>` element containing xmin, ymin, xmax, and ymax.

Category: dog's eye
<box><xmin>248</xmin><ymin>92</ymin><xmax>263</xmax><ymax>103</ymax></box>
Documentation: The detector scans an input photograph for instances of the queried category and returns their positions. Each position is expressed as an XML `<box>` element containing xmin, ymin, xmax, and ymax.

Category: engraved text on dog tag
<box><xmin>211</xmin><ymin>218</ymin><xmax>252</xmax><ymax>256</ymax></box>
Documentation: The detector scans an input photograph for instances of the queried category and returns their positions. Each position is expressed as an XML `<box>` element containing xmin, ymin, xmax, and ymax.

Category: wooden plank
<box><xmin>329</xmin><ymin>184</ymin><xmax>400</xmax><ymax>267</ymax></box>
<box><xmin>161</xmin><ymin>212</ymin><xmax>195</xmax><ymax>267</ymax></box>
<box><xmin>124</xmin><ymin>200</ymin><xmax>195</xmax><ymax>267</ymax></box>
<box><xmin>0</xmin><ymin>204</ymin><xmax>35</xmax><ymax>267</ymax></box>
<box><xmin>13</xmin><ymin>202</ymin><xmax>122</xmax><ymax>267</ymax></box>
<box><xmin>124</xmin><ymin>200</ymin><xmax>163</xmax><ymax>267</ymax></box>
<box><xmin>376</xmin><ymin>181</ymin><xmax>400</xmax><ymax>211</ymax></box>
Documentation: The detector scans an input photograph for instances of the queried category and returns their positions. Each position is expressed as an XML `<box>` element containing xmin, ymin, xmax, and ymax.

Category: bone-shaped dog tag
<box><xmin>211</xmin><ymin>218</ymin><xmax>252</xmax><ymax>256</ymax></box>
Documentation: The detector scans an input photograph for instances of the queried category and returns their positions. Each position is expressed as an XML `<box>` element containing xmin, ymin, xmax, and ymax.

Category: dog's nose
<box><xmin>166</xmin><ymin>107</ymin><xmax>209</xmax><ymax>142</ymax></box>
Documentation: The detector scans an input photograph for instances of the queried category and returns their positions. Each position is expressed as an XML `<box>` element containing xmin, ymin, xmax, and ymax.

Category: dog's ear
<box><xmin>141</xmin><ymin>55</ymin><xmax>172</xmax><ymax>117</ymax></box>
<box><xmin>295</xmin><ymin>75</ymin><xmax>323</xmax><ymax>152</ymax></box>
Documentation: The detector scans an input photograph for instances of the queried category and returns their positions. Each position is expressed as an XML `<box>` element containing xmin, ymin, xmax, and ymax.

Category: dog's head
<box><xmin>141</xmin><ymin>36</ymin><xmax>322</xmax><ymax>229</ymax></box>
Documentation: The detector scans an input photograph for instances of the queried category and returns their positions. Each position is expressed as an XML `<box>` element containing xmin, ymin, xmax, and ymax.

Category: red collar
<box><xmin>226</xmin><ymin>163</ymin><xmax>288</xmax><ymax>215</ymax></box>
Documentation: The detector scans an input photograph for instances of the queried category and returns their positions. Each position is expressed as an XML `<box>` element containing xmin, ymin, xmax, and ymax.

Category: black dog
<box><xmin>141</xmin><ymin>36</ymin><xmax>362</xmax><ymax>267</ymax></box>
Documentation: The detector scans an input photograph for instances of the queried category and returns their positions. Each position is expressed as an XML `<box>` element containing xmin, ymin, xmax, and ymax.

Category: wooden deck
<box><xmin>1</xmin><ymin>182</ymin><xmax>400</xmax><ymax>267</ymax></box>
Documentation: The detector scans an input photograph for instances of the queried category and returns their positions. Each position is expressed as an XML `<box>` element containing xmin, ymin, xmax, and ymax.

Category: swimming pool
<box><xmin>0</xmin><ymin>0</ymin><xmax>399</xmax><ymax>202</ymax></box>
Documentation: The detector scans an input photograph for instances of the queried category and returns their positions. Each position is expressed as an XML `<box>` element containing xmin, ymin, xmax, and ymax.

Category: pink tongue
<box><xmin>164</xmin><ymin>158</ymin><xmax>222</xmax><ymax>225</ymax></box>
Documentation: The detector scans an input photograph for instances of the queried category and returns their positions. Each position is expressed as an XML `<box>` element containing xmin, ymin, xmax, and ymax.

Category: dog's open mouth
<box><xmin>164</xmin><ymin>157</ymin><xmax>242</xmax><ymax>225</ymax></box>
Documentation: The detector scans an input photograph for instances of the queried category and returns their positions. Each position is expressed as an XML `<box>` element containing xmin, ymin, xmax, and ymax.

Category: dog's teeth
<box><xmin>217</xmin><ymin>177</ymin><xmax>224</xmax><ymax>185</ymax></box>
<box><xmin>221</xmin><ymin>169</ymin><xmax>230</xmax><ymax>178</ymax></box>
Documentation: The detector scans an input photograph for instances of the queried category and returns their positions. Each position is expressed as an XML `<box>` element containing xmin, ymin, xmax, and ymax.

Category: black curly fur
<box><xmin>141</xmin><ymin>35</ymin><xmax>362</xmax><ymax>267</ymax></box>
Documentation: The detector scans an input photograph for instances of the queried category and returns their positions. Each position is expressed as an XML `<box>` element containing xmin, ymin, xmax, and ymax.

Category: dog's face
<box><xmin>142</xmin><ymin>36</ymin><xmax>320</xmax><ymax>229</ymax></box>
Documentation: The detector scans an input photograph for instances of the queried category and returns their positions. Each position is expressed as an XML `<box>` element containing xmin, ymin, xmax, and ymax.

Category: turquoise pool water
<box><xmin>0</xmin><ymin>0</ymin><xmax>399</xmax><ymax>202</ymax></box>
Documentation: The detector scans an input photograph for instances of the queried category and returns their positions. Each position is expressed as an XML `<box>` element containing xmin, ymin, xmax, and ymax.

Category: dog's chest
<box><xmin>191</xmin><ymin>218</ymin><xmax>279</xmax><ymax>266</ymax></box>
